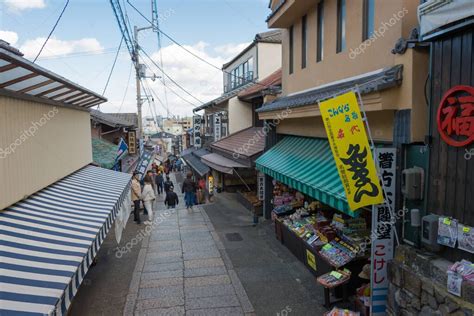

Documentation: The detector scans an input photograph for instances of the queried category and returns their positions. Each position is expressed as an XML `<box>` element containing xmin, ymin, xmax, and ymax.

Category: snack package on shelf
<box><xmin>317</xmin><ymin>269</ymin><xmax>351</xmax><ymax>288</ymax></box>
<box><xmin>325</xmin><ymin>307</ymin><xmax>360</xmax><ymax>316</ymax></box>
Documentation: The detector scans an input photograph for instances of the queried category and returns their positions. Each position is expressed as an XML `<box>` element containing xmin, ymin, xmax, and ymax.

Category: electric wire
<box><xmin>139</xmin><ymin>48</ymin><xmax>203</xmax><ymax>104</ymax></box>
<box><xmin>102</xmin><ymin>36</ymin><xmax>124</xmax><ymax>96</ymax></box>
<box><xmin>33</xmin><ymin>0</ymin><xmax>70</xmax><ymax>62</ymax></box>
<box><xmin>117</xmin><ymin>61</ymin><xmax>134</xmax><ymax>113</ymax></box>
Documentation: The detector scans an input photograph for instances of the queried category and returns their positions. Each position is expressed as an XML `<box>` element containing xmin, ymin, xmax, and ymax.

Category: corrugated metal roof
<box><xmin>108</xmin><ymin>113</ymin><xmax>138</xmax><ymax>127</ymax></box>
<box><xmin>211</xmin><ymin>127</ymin><xmax>265</xmax><ymax>159</ymax></box>
<box><xmin>183</xmin><ymin>153</ymin><xmax>210</xmax><ymax>176</ymax></box>
<box><xmin>0</xmin><ymin>41</ymin><xmax>106</xmax><ymax>108</ymax></box>
<box><xmin>201</xmin><ymin>153</ymin><xmax>248</xmax><ymax>174</ymax></box>
<box><xmin>257</xmin><ymin>65</ymin><xmax>403</xmax><ymax>113</ymax></box>
<box><xmin>193</xmin><ymin>82</ymin><xmax>256</xmax><ymax>112</ymax></box>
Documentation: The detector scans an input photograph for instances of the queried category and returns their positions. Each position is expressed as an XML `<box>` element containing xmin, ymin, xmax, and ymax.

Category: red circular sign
<box><xmin>436</xmin><ymin>85</ymin><xmax>474</xmax><ymax>147</ymax></box>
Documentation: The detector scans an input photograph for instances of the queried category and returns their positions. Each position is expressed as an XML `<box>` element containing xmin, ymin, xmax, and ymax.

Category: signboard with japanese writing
<box><xmin>193</xmin><ymin>115</ymin><xmax>202</xmax><ymax>148</ymax></box>
<box><xmin>437</xmin><ymin>85</ymin><xmax>474</xmax><ymax>147</ymax></box>
<box><xmin>320</xmin><ymin>91</ymin><xmax>384</xmax><ymax>211</ymax></box>
<box><xmin>370</xmin><ymin>148</ymin><xmax>396</xmax><ymax>316</ymax></box>
<box><xmin>208</xmin><ymin>175</ymin><xmax>214</xmax><ymax>195</ymax></box>
<box><xmin>214</xmin><ymin>114</ymin><xmax>221</xmax><ymax>141</ymax></box>
<box><xmin>257</xmin><ymin>172</ymin><xmax>265</xmax><ymax>201</ymax></box>
<box><xmin>128</xmin><ymin>131</ymin><xmax>136</xmax><ymax>154</ymax></box>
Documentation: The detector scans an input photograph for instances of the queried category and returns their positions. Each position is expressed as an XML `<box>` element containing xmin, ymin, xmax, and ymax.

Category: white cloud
<box><xmin>214</xmin><ymin>42</ymin><xmax>251</xmax><ymax>59</ymax></box>
<box><xmin>3</xmin><ymin>0</ymin><xmax>46</xmax><ymax>11</ymax></box>
<box><xmin>20</xmin><ymin>37</ymin><xmax>104</xmax><ymax>59</ymax></box>
<box><xmin>0</xmin><ymin>30</ymin><xmax>18</xmax><ymax>46</ymax></box>
<box><xmin>101</xmin><ymin>41</ymin><xmax>250</xmax><ymax>118</ymax></box>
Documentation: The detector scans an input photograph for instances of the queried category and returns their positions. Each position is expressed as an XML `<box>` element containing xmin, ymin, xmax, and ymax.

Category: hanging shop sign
<box><xmin>128</xmin><ymin>131</ymin><xmax>136</xmax><ymax>154</ymax></box>
<box><xmin>257</xmin><ymin>172</ymin><xmax>265</xmax><ymax>201</ymax></box>
<box><xmin>214</xmin><ymin>114</ymin><xmax>222</xmax><ymax>141</ymax></box>
<box><xmin>320</xmin><ymin>91</ymin><xmax>384</xmax><ymax>211</ymax></box>
<box><xmin>208</xmin><ymin>175</ymin><xmax>214</xmax><ymax>195</ymax></box>
<box><xmin>370</xmin><ymin>148</ymin><xmax>396</xmax><ymax>316</ymax></box>
<box><xmin>437</xmin><ymin>85</ymin><xmax>474</xmax><ymax>147</ymax></box>
<box><xmin>193</xmin><ymin>115</ymin><xmax>202</xmax><ymax>148</ymax></box>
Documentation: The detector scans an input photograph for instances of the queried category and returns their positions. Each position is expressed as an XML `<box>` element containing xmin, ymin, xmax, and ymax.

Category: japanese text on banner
<box><xmin>320</xmin><ymin>91</ymin><xmax>384</xmax><ymax>211</ymax></box>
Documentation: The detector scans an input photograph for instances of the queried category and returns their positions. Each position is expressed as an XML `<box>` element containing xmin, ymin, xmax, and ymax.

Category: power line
<box><xmin>126</xmin><ymin>0</ymin><xmax>271</xmax><ymax>91</ymax></box>
<box><xmin>139</xmin><ymin>48</ymin><xmax>203</xmax><ymax>104</ymax></box>
<box><xmin>33</xmin><ymin>0</ymin><xmax>70</xmax><ymax>62</ymax></box>
<box><xmin>117</xmin><ymin>61</ymin><xmax>134</xmax><ymax>113</ymax></box>
<box><xmin>37</xmin><ymin>47</ymin><xmax>119</xmax><ymax>60</ymax></box>
<box><xmin>102</xmin><ymin>36</ymin><xmax>124</xmax><ymax>96</ymax></box>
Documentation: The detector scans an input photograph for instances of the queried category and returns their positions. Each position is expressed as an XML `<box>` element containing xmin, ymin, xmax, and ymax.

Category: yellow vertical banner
<box><xmin>319</xmin><ymin>91</ymin><xmax>383</xmax><ymax>211</ymax></box>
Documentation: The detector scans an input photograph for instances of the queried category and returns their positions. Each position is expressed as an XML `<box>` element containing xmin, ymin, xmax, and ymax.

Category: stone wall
<box><xmin>387</xmin><ymin>245</ymin><xmax>474</xmax><ymax>316</ymax></box>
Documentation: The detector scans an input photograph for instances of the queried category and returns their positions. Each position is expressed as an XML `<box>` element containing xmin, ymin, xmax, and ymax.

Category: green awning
<box><xmin>256</xmin><ymin>136</ymin><xmax>356</xmax><ymax>217</ymax></box>
<box><xmin>92</xmin><ymin>138</ymin><xmax>119</xmax><ymax>169</ymax></box>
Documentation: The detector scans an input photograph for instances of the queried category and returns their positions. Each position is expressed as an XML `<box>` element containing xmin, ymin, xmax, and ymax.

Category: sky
<box><xmin>0</xmin><ymin>0</ymin><xmax>271</xmax><ymax>118</ymax></box>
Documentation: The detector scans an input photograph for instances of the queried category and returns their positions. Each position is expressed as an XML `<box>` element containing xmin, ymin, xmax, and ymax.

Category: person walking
<box><xmin>164</xmin><ymin>175</ymin><xmax>174</xmax><ymax>193</ymax></box>
<box><xmin>142</xmin><ymin>175</ymin><xmax>156</xmax><ymax>225</ymax></box>
<box><xmin>131</xmin><ymin>171</ymin><xmax>142</xmax><ymax>224</ymax></box>
<box><xmin>155</xmin><ymin>171</ymin><xmax>164</xmax><ymax>195</ymax></box>
<box><xmin>182</xmin><ymin>172</ymin><xmax>197</xmax><ymax>210</ymax></box>
<box><xmin>164</xmin><ymin>186</ymin><xmax>179</xmax><ymax>209</ymax></box>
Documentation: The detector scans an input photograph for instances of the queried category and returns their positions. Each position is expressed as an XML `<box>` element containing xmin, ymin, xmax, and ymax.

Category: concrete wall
<box><xmin>0</xmin><ymin>96</ymin><xmax>92</xmax><ymax>209</ymax></box>
<box><xmin>276</xmin><ymin>110</ymin><xmax>395</xmax><ymax>142</ymax></box>
<box><xmin>276</xmin><ymin>0</ymin><xmax>420</xmax><ymax>95</ymax></box>
<box><xmin>387</xmin><ymin>245</ymin><xmax>474</xmax><ymax>315</ymax></box>
<box><xmin>256</xmin><ymin>42</ymin><xmax>282</xmax><ymax>80</ymax></box>
<box><xmin>228</xmin><ymin>96</ymin><xmax>253</xmax><ymax>134</ymax></box>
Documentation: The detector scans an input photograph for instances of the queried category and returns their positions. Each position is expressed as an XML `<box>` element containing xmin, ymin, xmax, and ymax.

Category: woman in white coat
<box><xmin>142</xmin><ymin>175</ymin><xmax>156</xmax><ymax>224</ymax></box>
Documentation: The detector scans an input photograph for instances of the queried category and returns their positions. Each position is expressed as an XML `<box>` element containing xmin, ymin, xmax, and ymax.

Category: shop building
<box><xmin>386</xmin><ymin>1</ymin><xmax>474</xmax><ymax>315</ymax></box>
<box><xmin>193</xmin><ymin>30</ymin><xmax>282</xmax><ymax>145</ymax></box>
<box><xmin>0</xmin><ymin>41</ymin><xmax>132</xmax><ymax>315</ymax></box>
<box><xmin>256</xmin><ymin>0</ymin><xmax>430</xmax><ymax>314</ymax></box>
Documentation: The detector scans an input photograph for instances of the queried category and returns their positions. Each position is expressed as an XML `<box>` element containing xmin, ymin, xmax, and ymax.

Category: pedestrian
<box><xmin>146</xmin><ymin>170</ymin><xmax>156</xmax><ymax>193</ymax></box>
<box><xmin>164</xmin><ymin>186</ymin><xmax>179</xmax><ymax>209</ymax></box>
<box><xmin>164</xmin><ymin>175</ymin><xmax>174</xmax><ymax>193</ymax></box>
<box><xmin>131</xmin><ymin>171</ymin><xmax>142</xmax><ymax>224</ymax></box>
<box><xmin>142</xmin><ymin>175</ymin><xmax>156</xmax><ymax>225</ymax></box>
<box><xmin>155</xmin><ymin>171</ymin><xmax>164</xmax><ymax>194</ymax></box>
<box><xmin>182</xmin><ymin>172</ymin><xmax>197</xmax><ymax>210</ymax></box>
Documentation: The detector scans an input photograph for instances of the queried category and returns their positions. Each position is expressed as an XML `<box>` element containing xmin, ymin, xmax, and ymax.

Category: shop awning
<box><xmin>91</xmin><ymin>138</ymin><xmax>120</xmax><ymax>169</ymax></box>
<box><xmin>211</xmin><ymin>127</ymin><xmax>265</xmax><ymax>162</ymax></box>
<box><xmin>183</xmin><ymin>153</ymin><xmax>210</xmax><ymax>177</ymax></box>
<box><xmin>0</xmin><ymin>165</ymin><xmax>131</xmax><ymax>315</ymax></box>
<box><xmin>201</xmin><ymin>153</ymin><xmax>247</xmax><ymax>174</ymax></box>
<box><xmin>256</xmin><ymin>136</ymin><xmax>354</xmax><ymax>216</ymax></box>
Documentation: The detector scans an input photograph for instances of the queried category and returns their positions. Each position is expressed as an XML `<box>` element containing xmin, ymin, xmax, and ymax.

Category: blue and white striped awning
<box><xmin>0</xmin><ymin>165</ymin><xmax>131</xmax><ymax>316</ymax></box>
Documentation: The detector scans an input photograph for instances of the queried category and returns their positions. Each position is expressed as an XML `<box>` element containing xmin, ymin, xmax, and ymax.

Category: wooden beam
<box><xmin>0</xmin><ymin>63</ymin><xmax>18</xmax><ymax>73</ymax></box>
<box><xmin>34</xmin><ymin>85</ymin><xmax>67</xmax><ymax>97</ymax></box>
<box><xmin>81</xmin><ymin>99</ymin><xmax>102</xmax><ymax>107</ymax></box>
<box><xmin>63</xmin><ymin>93</ymin><xmax>89</xmax><ymax>103</ymax></box>
<box><xmin>0</xmin><ymin>73</ymin><xmax>39</xmax><ymax>88</ymax></box>
<box><xmin>72</xmin><ymin>95</ymin><xmax>96</xmax><ymax>105</ymax></box>
<box><xmin>49</xmin><ymin>89</ymin><xmax>76</xmax><ymax>100</ymax></box>
<box><xmin>17</xmin><ymin>79</ymin><xmax>55</xmax><ymax>93</ymax></box>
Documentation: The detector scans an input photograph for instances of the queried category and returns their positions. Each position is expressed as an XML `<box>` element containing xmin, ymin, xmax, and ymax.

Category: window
<box><xmin>289</xmin><ymin>25</ymin><xmax>294</xmax><ymax>74</ymax></box>
<box><xmin>301</xmin><ymin>15</ymin><xmax>307</xmax><ymax>69</ymax></box>
<box><xmin>363</xmin><ymin>0</ymin><xmax>375</xmax><ymax>41</ymax></box>
<box><xmin>316</xmin><ymin>1</ymin><xmax>324</xmax><ymax>62</ymax></box>
<box><xmin>336</xmin><ymin>0</ymin><xmax>346</xmax><ymax>53</ymax></box>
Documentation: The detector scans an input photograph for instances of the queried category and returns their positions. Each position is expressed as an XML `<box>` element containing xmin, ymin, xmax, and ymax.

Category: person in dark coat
<box><xmin>164</xmin><ymin>176</ymin><xmax>174</xmax><ymax>193</ymax></box>
<box><xmin>164</xmin><ymin>186</ymin><xmax>179</xmax><ymax>209</ymax></box>
<box><xmin>182</xmin><ymin>172</ymin><xmax>197</xmax><ymax>210</ymax></box>
<box><xmin>155</xmin><ymin>171</ymin><xmax>164</xmax><ymax>194</ymax></box>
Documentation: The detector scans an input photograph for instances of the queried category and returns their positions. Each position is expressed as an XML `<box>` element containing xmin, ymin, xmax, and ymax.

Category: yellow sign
<box><xmin>320</xmin><ymin>91</ymin><xmax>384</xmax><ymax>211</ymax></box>
<box><xmin>208</xmin><ymin>176</ymin><xmax>214</xmax><ymax>194</ymax></box>
<box><xmin>306</xmin><ymin>250</ymin><xmax>317</xmax><ymax>271</ymax></box>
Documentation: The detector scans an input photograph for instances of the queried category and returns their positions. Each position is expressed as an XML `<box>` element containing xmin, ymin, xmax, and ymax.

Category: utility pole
<box><xmin>133</xmin><ymin>26</ymin><xmax>143</xmax><ymax>142</ymax></box>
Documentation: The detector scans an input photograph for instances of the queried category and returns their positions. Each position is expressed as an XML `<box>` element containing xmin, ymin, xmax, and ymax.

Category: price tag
<box><xmin>463</xmin><ymin>226</ymin><xmax>471</xmax><ymax>233</ymax></box>
<box><xmin>444</xmin><ymin>218</ymin><xmax>451</xmax><ymax>225</ymax></box>
<box><xmin>330</xmin><ymin>271</ymin><xmax>343</xmax><ymax>279</ymax></box>
<box><xmin>323</xmin><ymin>244</ymin><xmax>333</xmax><ymax>251</ymax></box>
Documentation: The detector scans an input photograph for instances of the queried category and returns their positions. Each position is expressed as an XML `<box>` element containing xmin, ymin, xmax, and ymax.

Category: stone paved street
<box><xmin>123</xmin><ymin>173</ymin><xmax>254</xmax><ymax>316</ymax></box>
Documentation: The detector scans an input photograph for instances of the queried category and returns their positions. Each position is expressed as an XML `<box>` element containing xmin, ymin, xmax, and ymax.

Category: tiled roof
<box><xmin>108</xmin><ymin>113</ymin><xmax>138</xmax><ymax>127</ymax></box>
<box><xmin>255</xmin><ymin>30</ymin><xmax>282</xmax><ymax>43</ymax></box>
<box><xmin>238</xmin><ymin>69</ymin><xmax>282</xmax><ymax>100</ymax></box>
<box><xmin>211</xmin><ymin>127</ymin><xmax>265</xmax><ymax>159</ymax></box>
<box><xmin>257</xmin><ymin>65</ymin><xmax>403</xmax><ymax>113</ymax></box>
<box><xmin>90</xmin><ymin>109</ymin><xmax>135</xmax><ymax>128</ymax></box>
<box><xmin>193</xmin><ymin>82</ymin><xmax>256</xmax><ymax>112</ymax></box>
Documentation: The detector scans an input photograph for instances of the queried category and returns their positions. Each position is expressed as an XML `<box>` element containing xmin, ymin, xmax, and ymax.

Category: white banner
<box><xmin>193</xmin><ymin>115</ymin><xmax>202</xmax><ymax>148</ymax></box>
<box><xmin>370</xmin><ymin>148</ymin><xmax>396</xmax><ymax>315</ymax></box>
<box><xmin>214</xmin><ymin>114</ymin><xmax>221</xmax><ymax>141</ymax></box>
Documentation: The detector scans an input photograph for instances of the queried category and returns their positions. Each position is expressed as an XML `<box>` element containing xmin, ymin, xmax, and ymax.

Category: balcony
<box><xmin>266</xmin><ymin>0</ymin><xmax>315</xmax><ymax>28</ymax></box>
<box><xmin>224</xmin><ymin>71</ymin><xmax>254</xmax><ymax>93</ymax></box>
